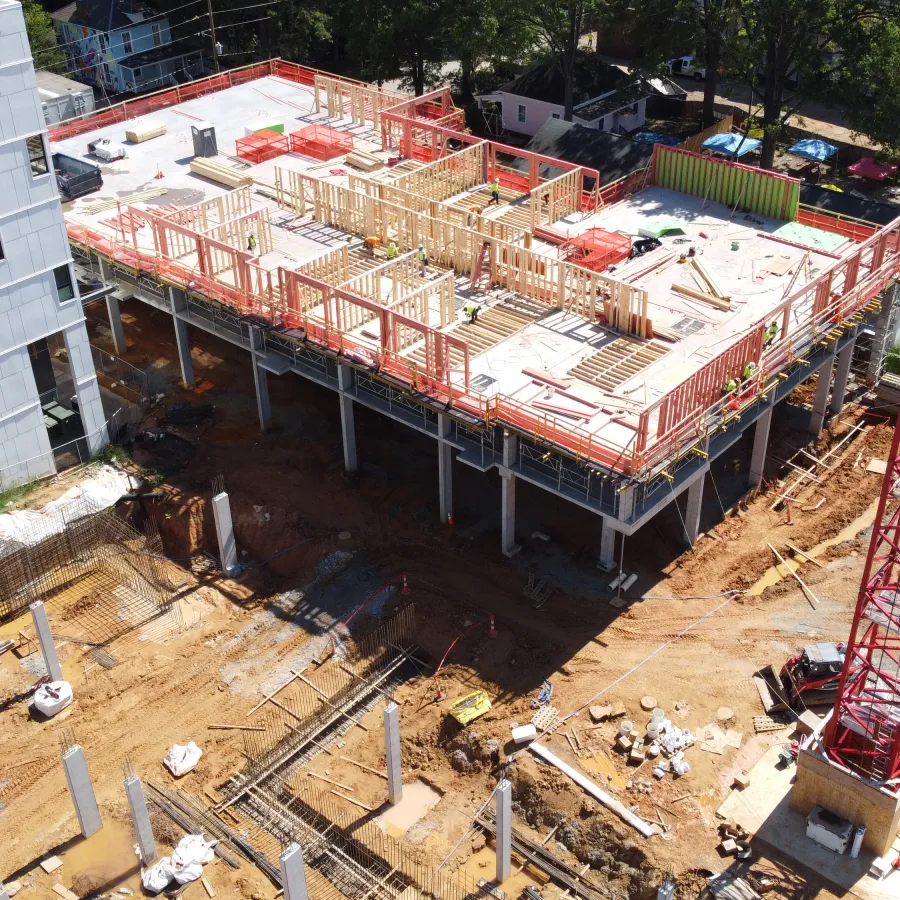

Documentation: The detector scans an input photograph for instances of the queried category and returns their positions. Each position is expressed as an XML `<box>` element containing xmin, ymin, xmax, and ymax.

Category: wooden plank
<box><xmin>768</xmin><ymin>543</ymin><xmax>820</xmax><ymax>610</ymax></box>
<box><xmin>201</xmin><ymin>878</ymin><xmax>216</xmax><ymax>898</ymax></box>
<box><xmin>308</xmin><ymin>771</ymin><xmax>355</xmax><ymax>791</ymax></box>
<box><xmin>785</xmin><ymin>542</ymin><xmax>824</xmax><ymax>568</ymax></box>
<box><xmin>340</xmin><ymin>755</ymin><xmax>389</xmax><ymax>779</ymax></box>
<box><xmin>208</xmin><ymin>724</ymin><xmax>265</xmax><ymax>731</ymax></box>
<box><xmin>331</xmin><ymin>789</ymin><xmax>374</xmax><ymax>811</ymax></box>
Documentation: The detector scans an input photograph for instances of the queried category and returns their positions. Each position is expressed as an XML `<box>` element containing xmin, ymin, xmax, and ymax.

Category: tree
<box><xmin>24</xmin><ymin>0</ymin><xmax>65</xmax><ymax>73</ymax></box>
<box><xmin>515</xmin><ymin>0</ymin><xmax>598</xmax><ymax>120</ymax></box>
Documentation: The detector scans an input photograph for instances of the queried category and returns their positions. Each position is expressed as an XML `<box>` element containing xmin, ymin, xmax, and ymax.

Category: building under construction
<box><xmin>48</xmin><ymin>60</ymin><xmax>900</xmax><ymax>565</ymax></box>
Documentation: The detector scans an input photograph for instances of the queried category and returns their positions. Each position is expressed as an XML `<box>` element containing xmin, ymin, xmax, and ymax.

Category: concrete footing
<box><xmin>684</xmin><ymin>475</ymin><xmax>704</xmax><ymax>547</ymax></box>
<box><xmin>249</xmin><ymin>327</ymin><xmax>271</xmax><ymax>431</ymax></box>
<box><xmin>496</xmin><ymin>778</ymin><xmax>512</xmax><ymax>883</ymax></box>
<box><xmin>62</xmin><ymin>744</ymin><xmax>102</xmax><ymax>838</ymax></box>
<box><xmin>810</xmin><ymin>345</ymin><xmax>838</xmax><ymax>435</ymax></box>
<box><xmin>438</xmin><ymin>413</ymin><xmax>453</xmax><ymax>524</ymax></box>
<box><xmin>280</xmin><ymin>842</ymin><xmax>310</xmax><ymax>900</ymax></box>
<box><xmin>124</xmin><ymin>773</ymin><xmax>156</xmax><ymax>864</ymax></box>
<box><xmin>212</xmin><ymin>491</ymin><xmax>239</xmax><ymax>576</ymax></box>
<box><xmin>337</xmin><ymin>364</ymin><xmax>357</xmax><ymax>472</ymax></box>
<box><xmin>29</xmin><ymin>601</ymin><xmax>62</xmax><ymax>683</ymax></box>
<box><xmin>749</xmin><ymin>404</ymin><xmax>773</xmax><ymax>489</ymax></box>
<box><xmin>384</xmin><ymin>701</ymin><xmax>403</xmax><ymax>806</ymax></box>
<box><xmin>829</xmin><ymin>338</ymin><xmax>855</xmax><ymax>415</ymax></box>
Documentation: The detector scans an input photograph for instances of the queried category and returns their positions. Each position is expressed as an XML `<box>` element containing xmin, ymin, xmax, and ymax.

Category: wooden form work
<box><xmin>568</xmin><ymin>337</ymin><xmax>669</xmax><ymax>393</ymax></box>
<box><xmin>312</xmin><ymin>73</ymin><xmax>405</xmax><ymax>130</ymax></box>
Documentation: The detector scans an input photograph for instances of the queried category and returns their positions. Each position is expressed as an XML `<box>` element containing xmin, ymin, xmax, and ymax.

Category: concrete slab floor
<box><xmin>717</xmin><ymin>745</ymin><xmax>900</xmax><ymax>899</ymax></box>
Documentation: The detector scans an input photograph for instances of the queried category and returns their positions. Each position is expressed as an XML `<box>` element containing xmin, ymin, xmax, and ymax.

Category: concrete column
<box><xmin>749</xmin><ymin>404</ymin><xmax>773</xmax><ymax>489</ymax></box>
<box><xmin>29</xmin><ymin>601</ymin><xmax>62</xmax><ymax>682</ymax></box>
<box><xmin>495</xmin><ymin>778</ymin><xmax>512</xmax><ymax>884</ymax></box>
<box><xmin>169</xmin><ymin>287</ymin><xmax>195</xmax><ymax>389</ymax></box>
<box><xmin>617</xmin><ymin>485</ymin><xmax>636</xmax><ymax>524</ymax></box>
<box><xmin>337</xmin><ymin>364</ymin><xmax>357</xmax><ymax>472</ymax></box>
<box><xmin>124</xmin><ymin>773</ymin><xmax>156</xmax><ymax>864</ymax></box>
<box><xmin>599</xmin><ymin>517</ymin><xmax>617</xmax><ymax>571</ymax></box>
<box><xmin>684</xmin><ymin>474</ymin><xmax>704</xmax><ymax>547</ymax></box>
<box><xmin>867</xmin><ymin>283</ymin><xmax>899</xmax><ymax>381</ymax></box>
<box><xmin>212</xmin><ymin>492</ymin><xmax>239</xmax><ymax>576</ymax></box>
<box><xmin>100</xmin><ymin>259</ymin><xmax>127</xmax><ymax>355</ymax></box>
<box><xmin>62</xmin><ymin>325</ymin><xmax>108</xmax><ymax>454</ymax></box>
<box><xmin>279</xmin><ymin>843</ymin><xmax>309</xmax><ymax>900</ymax></box>
<box><xmin>438</xmin><ymin>413</ymin><xmax>453</xmax><ymax>524</ymax></box>
<box><xmin>249</xmin><ymin>327</ymin><xmax>271</xmax><ymax>431</ymax></box>
<box><xmin>384</xmin><ymin>701</ymin><xmax>403</xmax><ymax>806</ymax></box>
<box><xmin>829</xmin><ymin>338</ymin><xmax>856</xmax><ymax>415</ymax></box>
<box><xmin>62</xmin><ymin>745</ymin><xmax>102</xmax><ymax>838</ymax></box>
<box><xmin>810</xmin><ymin>345</ymin><xmax>837</xmax><ymax>436</ymax></box>
<box><xmin>500</xmin><ymin>432</ymin><xmax>519</xmax><ymax>557</ymax></box>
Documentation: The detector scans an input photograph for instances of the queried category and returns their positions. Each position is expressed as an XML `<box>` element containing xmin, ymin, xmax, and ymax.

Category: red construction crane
<box><xmin>824</xmin><ymin>420</ymin><xmax>900</xmax><ymax>787</ymax></box>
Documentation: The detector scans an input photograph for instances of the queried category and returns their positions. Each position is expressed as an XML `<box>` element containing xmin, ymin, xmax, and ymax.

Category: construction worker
<box><xmin>386</xmin><ymin>241</ymin><xmax>398</xmax><ymax>259</ymax></box>
<box><xmin>742</xmin><ymin>360</ymin><xmax>757</xmax><ymax>382</ymax></box>
<box><xmin>722</xmin><ymin>378</ymin><xmax>737</xmax><ymax>396</ymax></box>
<box><xmin>488</xmin><ymin>177</ymin><xmax>500</xmax><ymax>206</ymax></box>
<box><xmin>417</xmin><ymin>243</ymin><xmax>427</xmax><ymax>276</ymax></box>
<box><xmin>764</xmin><ymin>320</ymin><xmax>778</xmax><ymax>347</ymax></box>
<box><xmin>464</xmin><ymin>302</ymin><xmax>480</xmax><ymax>324</ymax></box>
<box><xmin>247</xmin><ymin>233</ymin><xmax>257</xmax><ymax>254</ymax></box>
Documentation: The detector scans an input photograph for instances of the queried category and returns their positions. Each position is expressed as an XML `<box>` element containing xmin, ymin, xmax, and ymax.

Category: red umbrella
<box><xmin>847</xmin><ymin>156</ymin><xmax>899</xmax><ymax>181</ymax></box>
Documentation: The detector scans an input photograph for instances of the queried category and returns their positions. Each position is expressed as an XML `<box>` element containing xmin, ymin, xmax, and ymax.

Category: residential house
<box><xmin>51</xmin><ymin>0</ymin><xmax>205</xmax><ymax>95</ymax></box>
<box><xmin>477</xmin><ymin>57</ymin><xmax>650</xmax><ymax>138</ymax></box>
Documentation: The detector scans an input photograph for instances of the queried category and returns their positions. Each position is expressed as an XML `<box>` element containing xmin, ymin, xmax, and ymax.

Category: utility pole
<box><xmin>206</xmin><ymin>0</ymin><xmax>220</xmax><ymax>74</ymax></box>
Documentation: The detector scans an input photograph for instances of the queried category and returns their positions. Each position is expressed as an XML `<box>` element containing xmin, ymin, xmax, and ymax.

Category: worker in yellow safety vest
<box><xmin>722</xmin><ymin>378</ymin><xmax>737</xmax><ymax>395</ymax></box>
<box><xmin>464</xmin><ymin>303</ymin><xmax>480</xmax><ymax>324</ymax></box>
<box><xmin>742</xmin><ymin>360</ymin><xmax>757</xmax><ymax>381</ymax></box>
<box><xmin>417</xmin><ymin>243</ymin><xmax>428</xmax><ymax>275</ymax></box>
<box><xmin>488</xmin><ymin>177</ymin><xmax>500</xmax><ymax>205</ymax></box>
<box><xmin>247</xmin><ymin>233</ymin><xmax>257</xmax><ymax>253</ymax></box>
<box><xmin>386</xmin><ymin>241</ymin><xmax>398</xmax><ymax>259</ymax></box>
<box><xmin>764</xmin><ymin>320</ymin><xmax>778</xmax><ymax>347</ymax></box>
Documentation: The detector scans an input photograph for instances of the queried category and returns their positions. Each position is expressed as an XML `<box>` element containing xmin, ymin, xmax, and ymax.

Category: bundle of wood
<box><xmin>345</xmin><ymin>148</ymin><xmax>383</xmax><ymax>172</ymax></box>
<box><xmin>189</xmin><ymin>157</ymin><xmax>254</xmax><ymax>188</ymax></box>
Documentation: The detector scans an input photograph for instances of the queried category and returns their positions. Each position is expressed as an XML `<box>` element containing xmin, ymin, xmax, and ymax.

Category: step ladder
<box><xmin>471</xmin><ymin>240</ymin><xmax>491</xmax><ymax>293</ymax></box>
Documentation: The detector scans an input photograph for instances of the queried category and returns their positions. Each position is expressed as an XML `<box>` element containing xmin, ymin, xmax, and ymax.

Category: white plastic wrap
<box><xmin>141</xmin><ymin>857</ymin><xmax>174</xmax><ymax>893</ymax></box>
<box><xmin>171</xmin><ymin>835</ymin><xmax>217</xmax><ymax>884</ymax></box>
<box><xmin>33</xmin><ymin>680</ymin><xmax>73</xmax><ymax>717</ymax></box>
<box><xmin>163</xmin><ymin>742</ymin><xmax>202</xmax><ymax>777</ymax></box>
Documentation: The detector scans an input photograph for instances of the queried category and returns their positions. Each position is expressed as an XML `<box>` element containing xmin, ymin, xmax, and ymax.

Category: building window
<box><xmin>0</xmin><ymin>235</ymin><xmax>4</xmax><ymax>260</ymax></box>
<box><xmin>151</xmin><ymin>23</ymin><xmax>162</xmax><ymax>47</ymax></box>
<box><xmin>122</xmin><ymin>31</ymin><xmax>133</xmax><ymax>54</ymax></box>
<box><xmin>133</xmin><ymin>68</ymin><xmax>142</xmax><ymax>79</ymax></box>
<box><xmin>54</xmin><ymin>265</ymin><xmax>74</xmax><ymax>303</ymax></box>
<box><xmin>517</xmin><ymin>104</ymin><xmax>526</xmax><ymax>123</ymax></box>
<box><xmin>26</xmin><ymin>135</ymin><xmax>48</xmax><ymax>176</ymax></box>
<box><xmin>99</xmin><ymin>33</ymin><xmax>108</xmax><ymax>49</ymax></box>
<box><xmin>551</xmin><ymin>113</ymin><xmax>561</xmax><ymax>119</ymax></box>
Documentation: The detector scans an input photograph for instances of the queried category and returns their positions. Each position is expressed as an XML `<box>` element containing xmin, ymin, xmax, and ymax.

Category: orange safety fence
<box><xmin>235</xmin><ymin>130</ymin><xmax>290</xmax><ymax>164</ymax></box>
<box><xmin>290</xmin><ymin>125</ymin><xmax>354</xmax><ymax>161</ymax></box>
<box><xmin>795</xmin><ymin>207</ymin><xmax>878</xmax><ymax>242</ymax></box>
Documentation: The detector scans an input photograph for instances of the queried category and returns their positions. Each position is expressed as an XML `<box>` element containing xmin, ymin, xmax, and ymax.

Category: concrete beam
<box><xmin>384</xmin><ymin>702</ymin><xmax>403</xmax><ymax>805</ymax></box>
<box><xmin>280</xmin><ymin>843</ymin><xmax>310</xmax><ymax>900</ymax></box>
<box><xmin>337</xmin><ymin>364</ymin><xmax>357</xmax><ymax>472</ymax></box>
<box><xmin>212</xmin><ymin>491</ymin><xmax>239</xmax><ymax>576</ymax></box>
<box><xmin>683</xmin><ymin>474</ymin><xmax>704</xmax><ymax>547</ymax></box>
<box><xmin>810</xmin><ymin>345</ymin><xmax>838</xmax><ymax>436</ymax></box>
<box><xmin>438</xmin><ymin>413</ymin><xmax>453</xmax><ymax>524</ymax></box>
<box><xmin>749</xmin><ymin>404</ymin><xmax>773</xmax><ymax>489</ymax></box>
<box><xmin>62</xmin><ymin>745</ymin><xmax>102</xmax><ymax>838</ymax></box>
<box><xmin>124</xmin><ymin>773</ymin><xmax>156</xmax><ymax>864</ymax></box>
<box><xmin>599</xmin><ymin>517</ymin><xmax>617</xmax><ymax>570</ymax></box>
<box><xmin>29</xmin><ymin>601</ymin><xmax>62</xmax><ymax>683</ymax></box>
<box><xmin>496</xmin><ymin>778</ymin><xmax>512</xmax><ymax>884</ymax></box>
<box><xmin>249</xmin><ymin>327</ymin><xmax>271</xmax><ymax>431</ymax></box>
<box><xmin>829</xmin><ymin>338</ymin><xmax>855</xmax><ymax>415</ymax></box>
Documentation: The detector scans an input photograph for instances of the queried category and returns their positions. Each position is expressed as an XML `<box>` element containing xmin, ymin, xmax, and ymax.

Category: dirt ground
<box><xmin>0</xmin><ymin>298</ymin><xmax>894</xmax><ymax>900</ymax></box>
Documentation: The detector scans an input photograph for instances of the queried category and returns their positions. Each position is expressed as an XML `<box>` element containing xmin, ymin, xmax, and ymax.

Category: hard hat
<box><xmin>418</xmin><ymin>243</ymin><xmax>423</xmax><ymax>249</ymax></box>
<box><xmin>494</xmin><ymin>177</ymin><xmax>499</xmax><ymax>182</ymax></box>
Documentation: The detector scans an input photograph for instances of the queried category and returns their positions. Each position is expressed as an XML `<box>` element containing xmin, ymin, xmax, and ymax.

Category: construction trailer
<box><xmin>48</xmin><ymin>59</ymin><xmax>900</xmax><ymax>566</ymax></box>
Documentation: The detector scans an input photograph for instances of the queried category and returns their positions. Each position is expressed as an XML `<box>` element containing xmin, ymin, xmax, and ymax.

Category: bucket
<box><xmin>647</xmin><ymin>721</ymin><xmax>660</xmax><ymax>739</ymax></box>
<box><xmin>619</xmin><ymin>720</ymin><xmax>633</xmax><ymax>736</ymax></box>
<box><xmin>651</xmin><ymin>708</ymin><xmax>665</xmax><ymax>723</ymax></box>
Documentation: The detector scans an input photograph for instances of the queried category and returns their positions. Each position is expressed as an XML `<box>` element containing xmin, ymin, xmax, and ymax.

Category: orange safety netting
<box><xmin>561</xmin><ymin>228</ymin><xmax>632</xmax><ymax>271</ymax></box>
<box><xmin>235</xmin><ymin>129</ymin><xmax>290</xmax><ymax>164</ymax></box>
<box><xmin>289</xmin><ymin>125</ymin><xmax>353</xmax><ymax>161</ymax></box>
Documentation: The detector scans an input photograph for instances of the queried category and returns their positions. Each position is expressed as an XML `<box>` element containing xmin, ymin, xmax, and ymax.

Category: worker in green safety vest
<box><xmin>386</xmin><ymin>241</ymin><xmax>398</xmax><ymax>259</ymax></box>
<box><xmin>743</xmin><ymin>361</ymin><xmax>757</xmax><ymax>381</ymax></box>
<box><xmin>464</xmin><ymin>302</ymin><xmax>480</xmax><ymax>324</ymax></box>
<box><xmin>722</xmin><ymin>378</ymin><xmax>737</xmax><ymax>395</ymax></box>
<box><xmin>488</xmin><ymin>177</ymin><xmax>500</xmax><ymax>205</ymax></box>
<box><xmin>764</xmin><ymin>320</ymin><xmax>778</xmax><ymax>347</ymax></box>
<box><xmin>417</xmin><ymin>243</ymin><xmax>428</xmax><ymax>275</ymax></box>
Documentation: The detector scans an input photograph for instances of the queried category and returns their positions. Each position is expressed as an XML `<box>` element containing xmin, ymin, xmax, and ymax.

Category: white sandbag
<box><xmin>34</xmin><ymin>680</ymin><xmax>73</xmax><ymax>717</ymax></box>
<box><xmin>171</xmin><ymin>834</ymin><xmax>217</xmax><ymax>884</ymax></box>
<box><xmin>142</xmin><ymin>857</ymin><xmax>174</xmax><ymax>893</ymax></box>
<box><xmin>163</xmin><ymin>741</ymin><xmax>202</xmax><ymax>776</ymax></box>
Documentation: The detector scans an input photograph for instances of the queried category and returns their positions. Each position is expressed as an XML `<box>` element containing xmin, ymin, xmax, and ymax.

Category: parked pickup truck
<box><xmin>53</xmin><ymin>152</ymin><xmax>103</xmax><ymax>200</ymax></box>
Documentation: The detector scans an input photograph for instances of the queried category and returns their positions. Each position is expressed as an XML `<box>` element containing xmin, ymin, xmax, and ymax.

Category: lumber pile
<box><xmin>876</xmin><ymin>372</ymin><xmax>900</xmax><ymax>409</ymax></box>
<box><xmin>125</xmin><ymin>121</ymin><xmax>167</xmax><ymax>143</ymax></box>
<box><xmin>190</xmin><ymin>157</ymin><xmax>254</xmax><ymax>188</ymax></box>
<box><xmin>345</xmin><ymin>148</ymin><xmax>383</xmax><ymax>172</ymax></box>
<box><xmin>81</xmin><ymin>187</ymin><xmax>168</xmax><ymax>215</ymax></box>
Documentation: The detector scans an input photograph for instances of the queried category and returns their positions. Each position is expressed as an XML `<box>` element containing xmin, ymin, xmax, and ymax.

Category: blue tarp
<box><xmin>788</xmin><ymin>138</ymin><xmax>838</xmax><ymax>162</ymax></box>
<box><xmin>701</xmin><ymin>132</ymin><xmax>761</xmax><ymax>157</ymax></box>
<box><xmin>633</xmin><ymin>132</ymin><xmax>680</xmax><ymax>146</ymax></box>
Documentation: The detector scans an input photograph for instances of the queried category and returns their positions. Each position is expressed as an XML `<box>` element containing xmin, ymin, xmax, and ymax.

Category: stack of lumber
<box><xmin>125</xmin><ymin>120</ymin><xmax>167</xmax><ymax>143</ymax></box>
<box><xmin>673</xmin><ymin>258</ymin><xmax>731</xmax><ymax>311</ymax></box>
<box><xmin>190</xmin><ymin>156</ymin><xmax>254</xmax><ymax>188</ymax></box>
<box><xmin>876</xmin><ymin>372</ymin><xmax>900</xmax><ymax>409</ymax></box>
<box><xmin>346</xmin><ymin>148</ymin><xmax>383</xmax><ymax>172</ymax></box>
